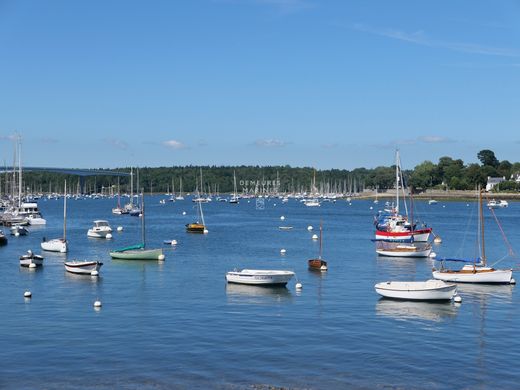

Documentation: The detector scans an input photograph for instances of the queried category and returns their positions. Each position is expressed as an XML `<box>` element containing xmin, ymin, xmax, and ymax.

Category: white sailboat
<box><xmin>175</xmin><ymin>177</ymin><xmax>185</xmax><ymax>200</ymax></box>
<box><xmin>432</xmin><ymin>186</ymin><xmax>514</xmax><ymax>284</ymax></box>
<box><xmin>229</xmin><ymin>170</ymin><xmax>239</xmax><ymax>204</ymax></box>
<box><xmin>41</xmin><ymin>181</ymin><xmax>68</xmax><ymax>253</ymax></box>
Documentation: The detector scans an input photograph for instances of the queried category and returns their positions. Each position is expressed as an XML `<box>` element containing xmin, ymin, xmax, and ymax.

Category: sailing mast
<box><xmin>63</xmin><ymin>180</ymin><xmax>67</xmax><ymax>240</ymax></box>
<box><xmin>479</xmin><ymin>185</ymin><xmax>486</xmax><ymax>266</ymax></box>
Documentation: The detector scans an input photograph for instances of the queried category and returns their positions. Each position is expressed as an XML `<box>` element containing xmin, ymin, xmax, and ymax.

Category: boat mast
<box><xmin>479</xmin><ymin>185</ymin><xmax>486</xmax><ymax>266</ymax></box>
<box><xmin>141</xmin><ymin>189</ymin><xmax>146</xmax><ymax>247</ymax></box>
<box><xmin>130</xmin><ymin>167</ymin><xmax>134</xmax><ymax>206</ymax></box>
<box><xmin>63</xmin><ymin>180</ymin><xmax>67</xmax><ymax>240</ymax></box>
<box><xmin>395</xmin><ymin>150</ymin><xmax>399</xmax><ymax>214</ymax></box>
<box><xmin>17</xmin><ymin>135</ymin><xmax>22</xmax><ymax>209</ymax></box>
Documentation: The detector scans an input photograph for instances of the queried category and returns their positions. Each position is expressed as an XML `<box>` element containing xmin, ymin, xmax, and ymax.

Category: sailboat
<box><xmin>175</xmin><ymin>177</ymin><xmax>185</xmax><ymax>201</ymax></box>
<box><xmin>374</xmin><ymin>150</ymin><xmax>432</xmax><ymax>242</ymax></box>
<box><xmin>432</xmin><ymin>186</ymin><xmax>514</xmax><ymax>284</ymax></box>
<box><xmin>308</xmin><ymin>221</ymin><xmax>327</xmax><ymax>271</ymax></box>
<box><xmin>229</xmin><ymin>170</ymin><xmax>239</xmax><ymax>204</ymax></box>
<box><xmin>110</xmin><ymin>191</ymin><xmax>164</xmax><ymax>260</ymax></box>
<box><xmin>186</xmin><ymin>190</ymin><xmax>208</xmax><ymax>233</ymax></box>
<box><xmin>112</xmin><ymin>178</ymin><xmax>128</xmax><ymax>214</ymax></box>
<box><xmin>41</xmin><ymin>181</ymin><xmax>68</xmax><ymax>253</ymax></box>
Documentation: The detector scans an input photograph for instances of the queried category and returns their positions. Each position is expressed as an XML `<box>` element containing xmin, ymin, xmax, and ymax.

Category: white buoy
<box><xmin>312</xmin><ymin>234</ymin><xmax>319</xmax><ymax>240</ymax></box>
<box><xmin>511</xmin><ymin>278</ymin><xmax>516</xmax><ymax>285</ymax></box>
<box><xmin>429</xmin><ymin>252</ymin><xmax>437</xmax><ymax>258</ymax></box>
<box><xmin>90</xmin><ymin>270</ymin><xmax>99</xmax><ymax>276</ymax></box>
<box><xmin>307</xmin><ymin>225</ymin><xmax>313</xmax><ymax>231</ymax></box>
<box><xmin>274</xmin><ymin>204</ymin><xmax>277</xmax><ymax>206</ymax></box>
<box><xmin>280</xmin><ymin>216</ymin><xmax>285</xmax><ymax>221</ymax></box>
<box><xmin>106</xmin><ymin>233</ymin><xmax>113</xmax><ymax>239</ymax></box>
<box><xmin>182</xmin><ymin>211</ymin><xmax>187</xmax><ymax>215</ymax></box>
<box><xmin>349</xmin><ymin>203</ymin><xmax>352</xmax><ymax>206</ymax></box>
<box><xmin>453</xmin><ymin>295</ymin><xmax>462</xmax><ymax>303</ymax></box>
<box><xmin>15</xmin><ymin>232</ymin><xmax>20</xmax><ymax>237</ymax></box>
<box><xmin>466</xmin><ymin>204</ymin><xmax>469</xmax><ymax>207</ymax></box>
<box><xmin>139</xmin><ymin>213</ymin><xmax>143</xmax><ymax>217</ymax></box>
<box><xmin>295</xmin><ymin>282</ymin><xmax>302</xmax><ymax>289</ymax></box>
<box><xmin>24</xmin><ymin>291</ymin><xmax>32</xmax><ymax>298</ymax></box>
<box><xmin>158</xmin><ymin>254</ymin><xmax>166</xmax><ymax>261</ymax></box>
<box><xmin>443</xmin><ymin>205</ymin><xmax>446</xmax><ymax>208</ymax></box>
<box><xmin>369</xmin><ymin>206</ymin><xmax>373</xmax><ymax>210</ymax></box>
<box><xmin>280</xmin><ymin>249</ymin><xmax>286</xmax><ymax>254</ymax></box>
<box><xmin>170</xmin><ymin>239</ymin><xmax>178</xmax><ymax>246</ymax></box>
<box><xmin>29</xmin><ymin>263</ymin><xmax>37</xmax><ymax>269</ymax></box>
<box><xmin>93</xmin><ymin>300</ymin><xmax>102</xmax><ymax>308</ymax></box>
<box><xmin>203</xmin><ymin>229</ymin><xmax>209</xmax><ymax>234</ymax></box>
<box><xmin>117</xmin><ymin>226</ymin><xmax>123</xmax><ymax>232</ymax></box>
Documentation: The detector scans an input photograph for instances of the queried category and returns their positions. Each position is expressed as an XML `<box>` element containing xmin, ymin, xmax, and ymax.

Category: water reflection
<box><xmin>456</xmin><ymin>283</ymin><xmax>514</xmax><ymax>302</ymax></box>
<box><xmin>225</xmin><ymin>283</ymin><xmax>292</xmax><ymax>304</ymax></box>
<box><xmin>376</xmin><ymin>298</ymin><xmax>459</xmax><ymax>322</ymax></box>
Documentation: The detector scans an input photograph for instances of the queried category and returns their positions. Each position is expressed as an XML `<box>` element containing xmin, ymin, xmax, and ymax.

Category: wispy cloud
<box><xmin>254</xmin><ymin>138</ymin><xmax>290</xmax><ymax>147</ymax></box>
<box><xmin>163</xmin><ymin>140</ymin><xmax>187</xmax><ymax>150</ymax></box>
<box><xmin>353</xmin><ymin>24</ymin><xmax>520</xmax><ymax>58</ymax></box>
<box><xmin>373</xmin><ymin>136</ymin><xmax>455</xmax><ymax>149</ymax></box>
<box><xmin>321</xmin><ymin>143</ymin><xmax>339</xmax><ymax>149</ymax></box>
<box><xmin>0</xmin><ymin>134</ymin><xmax>19</xmax><ymax>141</ymax></box>
<box><xmin>104</xmin><ymin>138</ymin><xmax>128</xmax><ymax>150</ymax></box>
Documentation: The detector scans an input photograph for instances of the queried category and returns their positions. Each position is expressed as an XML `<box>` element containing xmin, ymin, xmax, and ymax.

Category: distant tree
<box><xmin>497</xmin><ymin>160</ymin><xmax>512</xmax><ymax>178</ymax></box>
<box><xmin>409</xmin><ymin>161</ymin><xmax>437</xmax><ymax>189</ymax></box>
<box><xmin>477</xmin><ymin>149</ymin><xmax>499</xmax><ymax>168</ymax></box>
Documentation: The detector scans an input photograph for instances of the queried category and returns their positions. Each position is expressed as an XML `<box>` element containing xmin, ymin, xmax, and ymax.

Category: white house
<box><xmin>486</xmin><ymin>176</ymin><xmax>506</xmax><ymax>192</ymax></box>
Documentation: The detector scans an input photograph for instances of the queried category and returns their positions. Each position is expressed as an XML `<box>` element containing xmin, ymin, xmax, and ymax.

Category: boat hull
<box><xmin>375</xmin><ymin>280</ymin><xmax>457</xmax><ymax>301</ymax></box>
<box><xmin>109</xmin><ymin>248</ymin><xmax>164</xmax><ymax>260</ymax></box>
<box><xmin>432</xmin><ymin>266</ymin><xmax>513</xmax><ymax>284</ymax></box>
<box><xmin>65</xmin><ymin>261</ymin><xmax>103</xmax><ymax>274</ymax></box>
<box><xmin>226</xmin><ymin>269</ymin><xmax>295</xmax><ymax>286</ymax></box>
<box><xmin>308</xmin><ymin>258</ymin><xmax>328</xmax><ymax>271</ymax></box>
<box><xmin>19</xmin><ymin>254</ymin><xmax>44</xmax><ymax>267</ymax></box>
<box><xmin>375</xmin><ymin>228</ymin><xmax>432</xmax><ymax>242</ymax></box>
<box><xmin>376</xmin><ymin>243</ymin><xmax>432</xmax><ymax>258</ymax></box>
<box><xmin>41</xmin><ymin>239</ymin><xmax>68</xmax><ymax>253</ymax></box>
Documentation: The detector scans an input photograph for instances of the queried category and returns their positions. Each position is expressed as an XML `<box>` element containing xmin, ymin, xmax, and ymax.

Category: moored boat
<box><xmin>19</xmin><ymin>250</ymin><xmax>44</xmax><ymax>267</ymax></box>
<box><xmin>376</xmin><ymin>241</ymin><xmax>432</xmax><ymax>257</ymax></box>
<box><xmin>374</xmin><ymin>280</ymin><xmax>457</xmax><ymax>301</ymax></box>
<box><xmin>225</xmin><ymin>269</ymin><xmax>295</xmax><ymax>286</ymax></box>
<box><xmin>64</xmin><ymin>260</ymin><xmax>103</xmax><ymax>275</ymax></box>
<box><xmin>87</xmin><ymin>220</ymin><xmax>113</xmax><ymax>238</ymax></box>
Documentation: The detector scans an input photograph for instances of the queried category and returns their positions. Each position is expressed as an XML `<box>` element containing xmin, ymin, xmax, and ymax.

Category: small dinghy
<box><xmin>226</xmin><ymin>269</ymin><xmax>295</xmax><ymax>286</ymax></box>
<box><xmin>11</xmin><ymin>225</ymin><xmax>29</xmax><ymax>236</ymax></box>
<box><xmin>20</xmin><ymin>250</ymin><xmax>44</xmax><ymax>267</ymax></box>
<box><xmin>64</xmin><ymin>260</ymin><xmax>103</xmax><ymax>275</ymax></box>
<box><xmin>374</xmin><ymin>279</ymin><xmax>457</xmax><ymax>301</ymax></box>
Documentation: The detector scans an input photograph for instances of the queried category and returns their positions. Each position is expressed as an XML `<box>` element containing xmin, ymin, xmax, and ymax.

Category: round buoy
<box><xmin>511</xmin><ymin>278</ymin><xmax>516</xmax><ymax>285</ymax></box>
<box><xmin>90</xmin><ymin>270</ymin><xmax>99</xmax><ymax>276</ymax></box>
<box><xmin>170</xmin><ymin>240</ymin><xmax>178</xmax><ymax>246</ymax></box>
<box><xmin>158</xmin><ymin>254</ymin><xmax>166</xmax><ymax>261</ymax></box>
<box><xmin>369</xmin><ymin>206</ymin><xmax>373</xmax><ymax>210</ymax></box>
<box><xmin>274</xmin><ymin>204</ymin><xmax>277</xmax><ymax>207</ymax></box>
<box><xmin>349</xmin><ymin>203</ymin><xmax>352</xmax><ymax>206</ymax></box>
<box><xmin>442</xmin><ymin>205</ymin><xmax>446</xmax><ymax>208</ymax></box>
<box><xmin>307</xmin><ymin>225</ymin><xmax>313</xmax><ymax>231</ymax></box>
<box><xmin>93</xmin><ymin>300</ymin><xmax>102</xmax><ymax>308</ymax></box>
<box><xmin>29</xmin><ymin>263</ymin><xmax>37</xmax><ymax>269</ymax></box>
<box><xmin>280</xmin><ymin>249</ymin><xmax>286</xmax><ymax>254</ymax></box>
<box><xmin>434</xmin><ymin>236</ymin><xmax>442</xmax><ymax>244</ymax></box>
<box><xmin>312</xmin><ymin>234</ymin><xmax>318</xmax><ymax>240</ymax></box>
<box><xmin>466</xmin><ymin>204</ymin><xmax>469</xmax><ymax>207</ymax></box>
<box><xmin>429</xmin><ymin>252</ymin><xmax>437</xmax><ymax>258</ymax></box>
<box><xmin>203</xmin><ymin>229</ymin><xmax>209</xmax><ymax>234</ymax></box>
<box><xmin>15</xmin><ymin>232</ymin><xmax>20</xmax><ymax>237</ymax></box>
<box><xmin>24</xmin><ymin>291</ymin><xmax>32</xmax><ymax>298</ymax></box>
<box><xmin>295</xmin><ymin>282</ymin><xmax>302</xmax><ymax>289</ymax></box>
<box><xmin>453</xmin><ymin>295</ymin><xmax>462</xmax><ymax>303</ymax></box>
<box><xmin>182</xmin><ymin>211</ymin><xmax>187</xmax><ymax>215</ymax></box>
<box><xmin>139</xmin><ymin>213</ymin><xmax>143</xmax><ymax>217</ymax></box>
<box><xmin>280</xmin><ymin>216</ymin><xmax>285</xmax><ymax>221</ymax></box>
<box><xmin>106</xmin><ymin>233</ymin><xmax>113</xmax><ymax>239</ymax></box>
<box><xmin>117</xmin><ymin>226</ymin><xmax>123</xmax><ymax>232</ymax></box>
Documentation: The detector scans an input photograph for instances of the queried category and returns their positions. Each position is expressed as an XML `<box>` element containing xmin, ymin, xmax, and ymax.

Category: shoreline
<box><xmin>356</xmin><ymin>190</ymin><xmax>520</xmax><ymax>201</ymax></box>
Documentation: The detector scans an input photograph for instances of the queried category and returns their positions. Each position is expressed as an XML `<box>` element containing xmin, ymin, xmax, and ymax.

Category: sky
<box><xmin>1</xmin><ymin>0</ymin><xmax>519</xmax><ymax>170</ymax></box>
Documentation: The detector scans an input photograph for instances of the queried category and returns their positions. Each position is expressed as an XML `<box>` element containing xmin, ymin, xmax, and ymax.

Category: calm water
<box><xmin>1</xmin><ymin>196</ymin><xmax>520</xmax><ymax>389</ymax></box>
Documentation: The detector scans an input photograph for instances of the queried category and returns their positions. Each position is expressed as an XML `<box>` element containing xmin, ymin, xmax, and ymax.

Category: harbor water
<box><xmin>1</xmin><ymin>196</ymin><xmax>520</xmax><ymax>389</ymax></box>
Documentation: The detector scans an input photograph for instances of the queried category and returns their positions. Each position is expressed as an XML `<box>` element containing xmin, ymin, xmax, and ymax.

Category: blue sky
<box><xmin>1</xmin><ymin>0</ymin><xmax>519</xmax><ymax>170</ymax></box>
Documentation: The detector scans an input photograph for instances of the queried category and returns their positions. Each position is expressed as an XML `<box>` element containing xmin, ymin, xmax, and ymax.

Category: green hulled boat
<box><xmin>110</xmin><ymin>191</ymin><xmax>164</xmax><ymax>261</ymax></box>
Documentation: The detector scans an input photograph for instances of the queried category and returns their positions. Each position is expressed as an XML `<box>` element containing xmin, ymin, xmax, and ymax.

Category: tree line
<box><xmin>10</xmin><ymin>149</ymin><xmax>520</xmax><ymax>195</ymax></box>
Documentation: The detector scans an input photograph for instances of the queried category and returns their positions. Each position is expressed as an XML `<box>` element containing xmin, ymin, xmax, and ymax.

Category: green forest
<box><xmin>11</xmin><ymin>149</ymin><xmax>520</xmax><ymax>194</ymax></box>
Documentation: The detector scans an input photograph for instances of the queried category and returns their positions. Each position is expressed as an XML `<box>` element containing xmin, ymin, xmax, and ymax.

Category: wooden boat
<box><xmin>374</xmin><ymin>280</ymin><xmax>457</xmax><ymax>301</ymax></box>
<box><xmin>308</xmin><ymin>221</ymin><xmax>327</xmax><ymax>271</ymax></box>
<box><xmin>41</xmin><ymin>181</ymin><xmax>68</xmax><ymax>253</ymax></box>
<box><xmin>110</xmin><ymin>191</ymin><xmax>164</xmax><ymax>260</ymax></box>
<box><xmin>225</xmin><ymin>269</ymin><xmax>295</xmax><ymax>286</ymax></box>
<box><xmin>19</xmin><ymin>250</ymin><xmax>44</xmax><ymax>267</ymax></box>
<box><xmin>376</xmin><ymin>241</ymin><xmax>432</xmax><ymax>258</ymax></box>
<box><xmin>64</xmin><ymin>260</ymin><xmax>103</xmax><ymax>275</ymax></box>
<box><xmin>432</xmin><ymin>186</ymin><xmax>513</xmax><ymax>284</ymax></box>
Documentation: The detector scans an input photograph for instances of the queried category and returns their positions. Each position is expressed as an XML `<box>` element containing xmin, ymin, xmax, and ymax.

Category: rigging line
<box><xmin>488</xmin><ymin>205</ymin><xmax>517</xmax><ymax>258</ymax></box>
